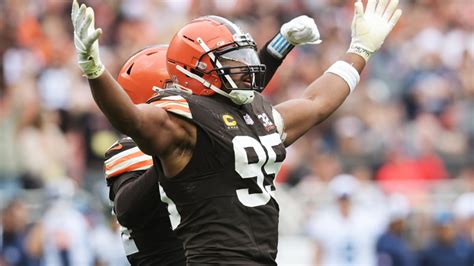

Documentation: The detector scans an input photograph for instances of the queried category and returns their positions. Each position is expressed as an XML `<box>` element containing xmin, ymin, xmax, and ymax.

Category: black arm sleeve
<box><xmin>112</xmin><ymin>167</ymin><xmax>160</xmax><ymax>227</ymax></box>
<box><xmin>257</xmin><ymin>33</ymin><xmax>295</xmax><ymax>89</ymax></box>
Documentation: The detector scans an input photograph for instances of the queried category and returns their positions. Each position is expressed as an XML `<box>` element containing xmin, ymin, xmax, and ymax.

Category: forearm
<box><xmin>258</xmin><ymin>34</ymin><xmax>294</xmax><ymax>87</ymax></box>
<box><xmin>88</xmin><ymin>71</ymin><xmax>141</xmax><ymax>136</ymax></box>
<box><xmin>302</xmin><ymin>0</ymin><xmax>401</xmax><ymax>105</ymax></box>
<box><xmin>303</xmin><ymin>53</ymin><xmax>365</xmax><ymax>122</ymax></box>
<box><xmin>258</xmin><ymin>15</ymin><xmax>321</xmax><ymax>89</ymax></box>
<box><xmin>276</xmin><ymin>53</ymin><xmax>365</xmax><ymax>146</ymax></box>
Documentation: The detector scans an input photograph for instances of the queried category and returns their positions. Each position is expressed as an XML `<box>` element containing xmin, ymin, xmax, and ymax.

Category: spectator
<box><xmin>89</xmin><ymin>216</ymin><xmax>128</xmax><ymax>266</ymax></box>
<box><xmin>0</xmin><ymin>199</ymin><xmax>40</xmax><ymax>266</ymax></box>
<box><xmin>307</xmin><ymin>174</ymin><xmax>385</xmax><ymax>266</ymax></box>
<box><xmin>40</xmin><ymin>179</ymin><xmax>93</xmax><ymax>266</ymax></box>
<box><xmin>0</xmin><ymin>84</ymin><xmax>24</xmax><ymax>195</ymax></box>
<box><xmin>418</xmin><ymin>212</ymin><xmax>474</xmax><ymax>266</ymax></box>
<box><xmin>453</xmin><ymin>192</ymin><xmax>474</xmax><ymax>244</ymax></box>
<box><xmin>376</xmin><ymin>194</ymin><xmax>416</xmax><ymax>266</ymax></box>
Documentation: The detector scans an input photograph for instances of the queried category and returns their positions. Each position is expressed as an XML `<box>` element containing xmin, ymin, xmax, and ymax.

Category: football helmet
<box><xmin>117</xmin><ymin>45</ymin><xmax>172</xmax><ymax>104</ymax></box>
<box><xmin>166</xmin><ymin>16</ymin><xmax>266</xmax><ymax>105</ymax></box>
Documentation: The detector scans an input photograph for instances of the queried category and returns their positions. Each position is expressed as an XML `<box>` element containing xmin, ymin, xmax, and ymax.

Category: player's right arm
<box><xmin>87</xmin><ymin>69</ymin><xmax>184</xmax><ymax>156</ymax></box>
<box><xmin>71</xmin><ymin>0</ymin><xmax>185</xmax><ymax>156</ymax></box>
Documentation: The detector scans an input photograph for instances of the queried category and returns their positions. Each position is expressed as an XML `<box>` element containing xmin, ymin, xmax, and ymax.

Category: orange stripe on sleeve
<box><xmin>148</xmin><ymin>95</ymin><xmax>193</xmax><ymax>119</ymax></box>
<box><xmin>106</xmin><ymin>159</ymin><xmax>153</xmax><ymax>179</ymax></box>
<box><xmin>105</xmin><ymin>150</ymin><xmax>147</xmax><ymax>171</ymax></box>
<box><xmin>160</xmin><ymin>104</ymin><xmax>191</xmax><ymax>113</ymax></box>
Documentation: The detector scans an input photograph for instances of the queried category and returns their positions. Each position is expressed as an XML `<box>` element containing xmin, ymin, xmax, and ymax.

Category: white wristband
<box><xmin>325</xmin><ymin>61</ymin><xmax>360</xmax><ymax>94</ymax></box>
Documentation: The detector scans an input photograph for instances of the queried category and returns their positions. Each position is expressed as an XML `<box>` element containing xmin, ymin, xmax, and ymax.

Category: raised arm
<box><xmin>71</xmin><ymin>0</ymin><xmax>182</xmax><ymax>155</ymax></box>
<box><xmin>276</xmin><ymin>0</ymin><xmax>402</xmax><ymax>146</ymax></box>
<box><xmin>258</xmin><ymin>15</ymin><xmax>321</xmax><ymax>87</ymax></box>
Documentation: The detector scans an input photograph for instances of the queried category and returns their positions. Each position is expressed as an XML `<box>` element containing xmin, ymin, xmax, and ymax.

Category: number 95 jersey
<box><xmin>148</xmin><ymin>90</ymin><xmax>286</xmax><ymax>265</ymax></box>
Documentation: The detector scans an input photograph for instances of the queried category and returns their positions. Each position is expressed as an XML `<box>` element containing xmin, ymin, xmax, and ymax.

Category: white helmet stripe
<box><xmin>206</xmin><ymin>15</ymin><xmax>243</xmax><ymax>35</ymax></box>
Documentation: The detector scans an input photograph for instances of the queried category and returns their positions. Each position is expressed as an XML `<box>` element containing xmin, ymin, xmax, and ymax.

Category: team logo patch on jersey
<box><xmin>109</xmin><ymin>143</ymin><xmax>123</xmax><ymax>151</ymax></box>
<box><xmin>257</xmin><ymin>113</ymin><xmax>275</xmax><ymax>131</ymax></box>
<box><xmin>243</xmin><ymin>114</ymin><xmax>254</xmax><ymax>125</ymax></box>
<box><xmin>222</xmin><ymin>114</ymin><xmax>238</xmax><ymax>129</ymax></box>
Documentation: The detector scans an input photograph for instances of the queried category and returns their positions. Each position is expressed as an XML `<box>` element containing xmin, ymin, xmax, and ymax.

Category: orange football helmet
<box><xmin>166</xmin><ymin>16</ymin><xmax>265</xmax><ymax>104</ymax></box>
<box><xmin>117</xmin><ymin>45</ymin><xmax>172</xmax><ymax>104</ymax></box>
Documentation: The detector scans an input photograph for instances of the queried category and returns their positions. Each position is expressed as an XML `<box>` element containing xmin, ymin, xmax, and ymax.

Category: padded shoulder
<box><xmin>104</xmin><ymin>137</ymin><xmax>152</xmax><ymax>179</ymax></box>
<box><xmin>147</xmin><ymin>90</ymin><xmax>192</xmax><ymax>120</ymax></box>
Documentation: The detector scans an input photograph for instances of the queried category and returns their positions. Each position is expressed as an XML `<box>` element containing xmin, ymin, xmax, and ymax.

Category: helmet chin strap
<box><xmin>175</xmin><ymin>65</ymin><xmax>254</xmax><ymax>105</ymax></box>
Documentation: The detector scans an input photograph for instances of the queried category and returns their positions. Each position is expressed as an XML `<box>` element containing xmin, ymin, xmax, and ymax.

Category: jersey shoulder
<box><xmin>104</xmin><ymin>137</ymin><xmax>152</xmax><ymax>179</ymax></box>
<box><xmin>147</xmin><ymin>89</ymin><xmax>192</xmax><ymax>120</ymax></box>
<box><xmin>105</xmin><ymin>137</ymin><xmax>138</xmax><ymax>159</ymax></box>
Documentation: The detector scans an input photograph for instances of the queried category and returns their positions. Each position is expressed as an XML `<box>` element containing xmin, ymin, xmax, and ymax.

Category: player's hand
<box><xmin>280</xmin><ymin>15</ymin><xmax>322</xmax><ymax>45</ymax></box>
<box><xmin>348</xmin><ymin>0</ymin><xmax>402</xmax><ymax>62</ymax></box>
<box><xmin>71</xmin><ymin>0</ymin><xmax>104</xmax><ymax>79</ymax></box>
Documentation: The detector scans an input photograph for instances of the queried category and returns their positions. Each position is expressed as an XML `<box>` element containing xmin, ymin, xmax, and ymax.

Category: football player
<box><xmin>72</xmin><ymin>0</ymin><xmax>401</xmax><ymax>264</ymax></box>
<box><xmin>103</xmin><ymin>17</ymin><xmax>321</xmax><ymax>266</ymax></box>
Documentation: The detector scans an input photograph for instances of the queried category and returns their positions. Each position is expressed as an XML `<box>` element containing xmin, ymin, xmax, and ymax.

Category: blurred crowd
<box><xmin>0</xmin><ymin>0</ymin><xmax>473</xmax><ymax>265</ymax></box>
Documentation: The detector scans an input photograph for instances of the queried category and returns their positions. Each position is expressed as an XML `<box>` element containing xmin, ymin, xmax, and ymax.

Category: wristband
<box><xmin>325</xmin><ymin>61</ymin><xmax>360</xmax><ymax>94</ymax></box>
<box><xmin>267</xmin><ymin>33</ymin><xmax>295</xmax><ymax>59</ymax></box>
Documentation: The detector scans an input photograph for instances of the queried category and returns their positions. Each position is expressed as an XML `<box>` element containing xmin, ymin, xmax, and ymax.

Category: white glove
<box><xmin>71</xmin><ymin>0</ymin><xmax>104</xmax><ymax>79</ymax></box>
<box><xmin>280</xmin><ymin>15</ymin><xmax>322</xmax><ymax>45</ymax></box>
<box><xmin>348</xmin><ymin>0</ymin><xmax>402</xmax><ymax>62</ymax></box>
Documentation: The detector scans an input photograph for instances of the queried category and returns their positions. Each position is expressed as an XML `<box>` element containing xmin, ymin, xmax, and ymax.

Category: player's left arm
<box><xmin>258</xmin><ymin>15</ymin><xmax>321</xmax><ymax>88</ymax></box>
<box><xmin>275</xmin><ymin>0</ymin><xmax>402</xmax><ymax>146</ymax></box>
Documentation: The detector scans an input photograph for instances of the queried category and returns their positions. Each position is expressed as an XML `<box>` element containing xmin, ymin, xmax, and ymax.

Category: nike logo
<box><xmin>110</xmin><ymin>143</ymin><xmax>123</xmax><ymax>151</ymax></box>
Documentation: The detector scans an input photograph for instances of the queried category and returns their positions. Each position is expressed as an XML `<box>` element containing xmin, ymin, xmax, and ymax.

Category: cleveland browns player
<box><xmin>102</xmin><ymin>17</ymin><xmax>321</xmax><ymax>266</ymax></box>
<box><xmin>72</xmin><ymin>0</ymin><xmax>402</xmax><ymax>264</ymax></box>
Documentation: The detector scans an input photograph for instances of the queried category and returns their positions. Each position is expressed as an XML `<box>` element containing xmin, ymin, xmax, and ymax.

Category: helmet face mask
<box><xmin>167</xmin><ymin>16</ymin><xmax>266</xmax><ymax>104</ymax></box>
<box><xmin>207</xmin><ymin>47</ymin><xmax>266</xmax><ymax>93</ymax></box>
